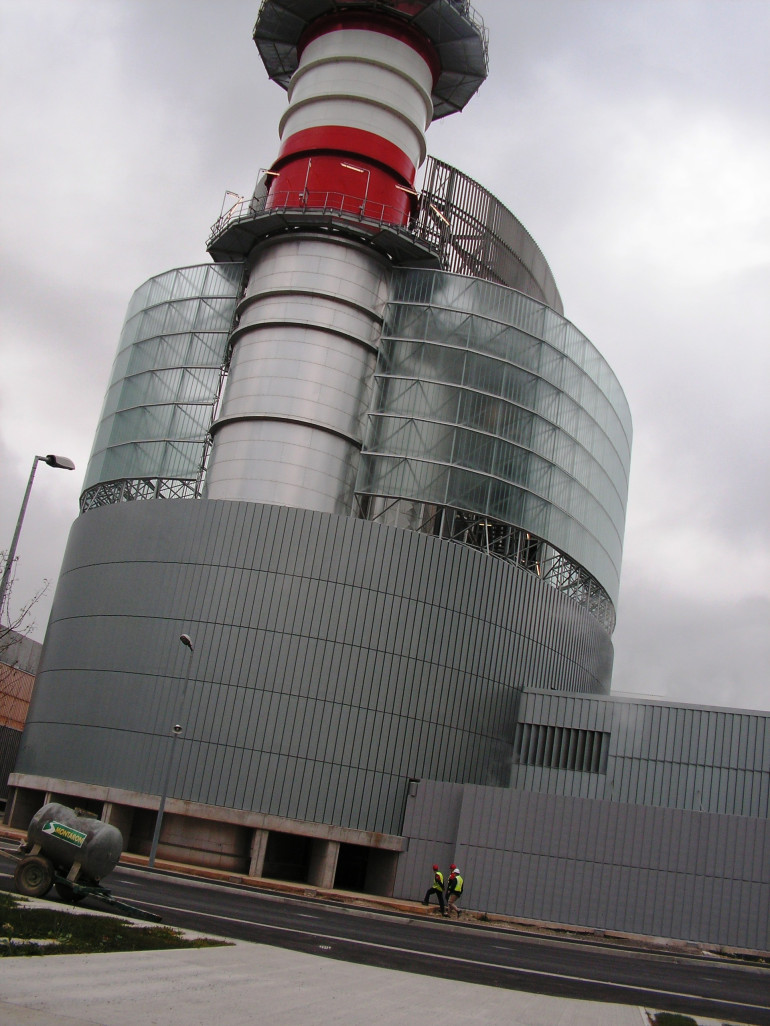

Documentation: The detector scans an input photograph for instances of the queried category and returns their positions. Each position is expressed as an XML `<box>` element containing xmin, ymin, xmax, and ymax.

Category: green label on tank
<box><xmin>42</xmin><ymin>821</ymin><xmax>87</xmax><ymax>847</ymax></box>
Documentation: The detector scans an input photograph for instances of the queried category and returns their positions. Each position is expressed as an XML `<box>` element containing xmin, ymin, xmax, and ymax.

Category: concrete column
<box><xmin>308</xmin><ymin>838</ymin><xmax>340</xmax><ymax>889</ymax></box>
<box><xmin>6</xmin><ymin>787</ymin><xmax>46</xmax><ymax>829</ymax></box>
<box><xmin>102</xmin><ymin>802</ymin><xmax>135</xmax><ymax>850</ymax></box>
<box><xmin>365</xmin><ymin>849</ymin><xmax>399</xmax><ymax>897</ymax></box>
<box><xmin>249</xmin><ymin>828</ymin><xmax>269</xmax><ymax>877</ymax></box>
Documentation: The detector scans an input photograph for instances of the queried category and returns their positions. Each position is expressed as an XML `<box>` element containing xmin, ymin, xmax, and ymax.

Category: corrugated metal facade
<box><xmin>397</xmin><ymin>781</ymin><xmax>770</xmax><ymax>950</ymax></box>
<box><xmin>510</xmin><ymin>690</ymin><xmax>770</xmax><ymax>818</ymax></box>
<box><xmin>15</xmin><ymin>499</ymin><xmax>612</xmax><ymax>837</ymax></box>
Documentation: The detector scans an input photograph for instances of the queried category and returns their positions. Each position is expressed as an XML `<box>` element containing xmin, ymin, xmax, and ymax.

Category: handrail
<box><xmin>206</xmin><ymin>189</ymin><xmax>446</xmax><ymax>252</ymax></box>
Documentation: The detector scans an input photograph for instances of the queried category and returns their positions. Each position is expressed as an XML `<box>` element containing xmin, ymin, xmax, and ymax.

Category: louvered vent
<box><xmin>514</xmin><ymin>723</ymin><xmax>609</xmax><ymax>774</ymax></box>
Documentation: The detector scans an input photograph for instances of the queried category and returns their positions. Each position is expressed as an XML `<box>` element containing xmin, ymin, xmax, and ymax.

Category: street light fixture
<box><xmin>0</xmin><ymin>454</ymin><xmax>75</xmax><ymax>623</ymax></box>
<box><xmin>148</xmin><ymin>633</ymin><xmax>195</xmax><ymax>869</ymax></box>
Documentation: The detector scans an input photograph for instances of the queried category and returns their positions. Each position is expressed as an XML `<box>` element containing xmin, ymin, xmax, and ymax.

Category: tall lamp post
<box><xmin>0</xmin><ymin>454</ymin><xmax>75</xmax><ymax>621</ymax></box>
<box><xmin>148</xmin><ymin>633</ymin><xmax>195</xmax><ymax>869</ymax></box>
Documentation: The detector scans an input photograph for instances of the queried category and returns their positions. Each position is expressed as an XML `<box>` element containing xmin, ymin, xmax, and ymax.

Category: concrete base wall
<box><xmin>396</xmin><ymin>781</ymin><xmax>770</xmax><ymax>952</ymax></box>
<box><xmin>7</xmin><ymin>774</ymin><xmax>404</xmax><ymax>896</ymax></box>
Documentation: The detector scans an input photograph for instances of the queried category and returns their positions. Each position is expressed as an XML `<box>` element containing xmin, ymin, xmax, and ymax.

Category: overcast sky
<box><xmin>1</xmin><ymin>1</ymin><xmax>767</xmax><ymax>711</ymax></box>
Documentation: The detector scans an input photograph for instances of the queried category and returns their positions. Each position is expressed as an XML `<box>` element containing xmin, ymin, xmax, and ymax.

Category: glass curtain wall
<box><xmin>80</xmin><ymin>264</ymin><xmax>243</xmax><ymax>510</ymax></box>
<box><xmin>356</xmin><ymin>270</ymin><xmax>632</xmax><ymax>615</ymax></box>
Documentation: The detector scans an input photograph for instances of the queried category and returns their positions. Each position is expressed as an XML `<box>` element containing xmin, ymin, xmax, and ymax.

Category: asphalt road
<box><xmin>2</xmin><ymin>849</ymin><xmax>768</xmax><ymax>1025</ymax></box>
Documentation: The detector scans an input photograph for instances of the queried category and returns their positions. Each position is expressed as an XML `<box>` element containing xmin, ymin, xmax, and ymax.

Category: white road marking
<box><xmin>133</xmin><ymin>900</ymin><xmax>769</xmax><ymax>1016</ymax></box>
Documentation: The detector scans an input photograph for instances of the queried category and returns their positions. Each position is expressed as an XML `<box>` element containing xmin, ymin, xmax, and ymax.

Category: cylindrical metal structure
<box><xmin>14</xmin><ymin>499</ymin><xmax>612</xmax><ymax>839</ymax></box>
<box><xmin>79</xmin><ymin>264</ymin><xmax>243</xmax><ymax>511</ymax></box>
<box><xmin>267</xmin><ymin>13</ymin><xmax>437</xmax><ymax>223</ymax></box>
<box><xmin>206</xmin><ymin>2</ymin><xmax>487</xmax><ymax>514</ymax></box>
<box><xmin>8</xmin><ymin>2</ymin><xmax>637</xmax><ymax>894</ymax></box>
<box><xmin>205</xmin><ymin>235</ymin><xmax>391</xmax><ymax>511</ymax></box>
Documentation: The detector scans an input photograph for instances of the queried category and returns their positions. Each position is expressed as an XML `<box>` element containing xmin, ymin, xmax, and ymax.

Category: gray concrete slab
<box><xmin>0</xmin><ymin>941</ymin><xmax>652</xmax><ymax>1026</ymax></box>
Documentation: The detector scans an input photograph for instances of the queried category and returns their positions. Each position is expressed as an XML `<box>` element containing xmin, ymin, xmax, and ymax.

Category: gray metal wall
<box><xmin>16</xmin><ymin>498</ymin><xmax>612</xmax><ymax>837</ymax></box>
<box><xmin>510</xmin><ymin>690</ymin><xmax>770</xmax><ymax>818</ymax></box>
<box><xmin>0</xmin><ymin>631</ymin><xmax>42</xmax><ymax>675</ymax></box>
<box><xmin>397</xmin><ymin>780</ymin><xmax>770</xmax><ymax>951</ymax></box>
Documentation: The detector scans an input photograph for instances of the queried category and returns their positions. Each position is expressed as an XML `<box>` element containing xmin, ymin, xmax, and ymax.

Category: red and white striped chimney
<box><xmin>205</xmin><ymin>2</ymin><xmax>487</xmax><ymax>513</ymax></box>
<box><xmin>266</xmin><ymin>11</ymin><xmax>440</xmax><ymax>224</ymax></box>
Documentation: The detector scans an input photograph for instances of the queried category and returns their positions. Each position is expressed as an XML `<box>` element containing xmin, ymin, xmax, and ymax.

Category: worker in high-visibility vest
<box><xmin>446</xmin><ymin>864</ymin><xmax>464</xmax><ymax>917</ymax></box>
<box><xmin>422</xmin><ymin>863</ymin><xmax>445</xmax><ymax>914</ymax></box>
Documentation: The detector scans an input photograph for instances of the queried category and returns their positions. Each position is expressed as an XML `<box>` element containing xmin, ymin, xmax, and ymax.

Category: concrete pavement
<box><xmin>0</xmin><ymin>937</ymin><xmax>656</xmax><ymax>1026</ymax></box>
<box><xmin>0</xmin><ymin>833</ymin><xmax>734</xmax><ymax>1025</ymax></box>
<box><xmin>0</xmin><ymin>899</ymin><xmax>732</xmax><ymax>1026</ymax></box>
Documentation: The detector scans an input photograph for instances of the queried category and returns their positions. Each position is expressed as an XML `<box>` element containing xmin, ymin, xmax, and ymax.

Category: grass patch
<box><xmin>0</xmin><ymin>890</ymin><xmax>228</xmax><ymax>956</ymax></box>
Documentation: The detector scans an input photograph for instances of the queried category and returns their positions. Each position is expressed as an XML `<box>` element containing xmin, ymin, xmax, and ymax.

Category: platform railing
<box><xmin>206</xmin><ymin>189</ymin><xmax>446</xmax><ymax>252</ymax></box>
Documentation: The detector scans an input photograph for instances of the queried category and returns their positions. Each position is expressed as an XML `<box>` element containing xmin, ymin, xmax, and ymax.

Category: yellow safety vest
<box><xmin>433</xmin><ymin>871</ymin><xmax>444</xmax><ymax>890</ymax></box>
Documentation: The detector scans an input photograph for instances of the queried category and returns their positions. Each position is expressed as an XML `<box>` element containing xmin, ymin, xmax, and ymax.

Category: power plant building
<box><xmin>8</xmin><ymin>0</ymin><xmax>768</xmax><ymax>951</ymax></box>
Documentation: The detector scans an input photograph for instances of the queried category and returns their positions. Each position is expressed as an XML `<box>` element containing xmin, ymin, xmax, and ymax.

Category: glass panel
<box><xmin>363</xmin><ymin>267</ymin><xmax>632</xmax><ymax>603</ymax></box>
<box><xmin>82</xmin><ymin>264</ymin><xmax>241</xmax><ymax>494</ymax></box>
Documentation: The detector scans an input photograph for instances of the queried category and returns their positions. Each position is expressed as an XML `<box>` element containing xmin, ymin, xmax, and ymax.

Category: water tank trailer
<box><xmin>11</xmin><ymin>803</ymin><xmax>161</xmax><ymax>921</ymax></box>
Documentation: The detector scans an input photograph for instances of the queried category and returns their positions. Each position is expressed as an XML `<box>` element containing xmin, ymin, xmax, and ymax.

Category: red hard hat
<box><xmin>450</xmin><ymin>864</ymin><xmax>456</xmax><ymax>869</ymax></box>
<box><xmin>432</xmin><ymin>864</ymin><xmax>439</xmax><ymax>870</ymax></box>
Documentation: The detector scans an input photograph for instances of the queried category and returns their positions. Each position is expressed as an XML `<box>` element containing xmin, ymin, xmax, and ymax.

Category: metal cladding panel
<box><xmin>17</xmin><ymin>499</ymin><xmax>611</xmax><ymax>837</ymax></box>
<box><xmin>400</xmin><ymin>780</ymin><xmax>770</xmax><ymax>949</ymax></box>
<box><xmin>0</xmin><ymin>631</ymin><xmax>42</xmax><ymax>676</ymax></box>
<box><xmin>206</xmin><ymin>235</ymin><xmax>389</xmax><ymax>513</ymax></box>
<box><xmin>509</xmin><ymin>690</ymin><xmax>770</xmax><ymax>820</ymax></box>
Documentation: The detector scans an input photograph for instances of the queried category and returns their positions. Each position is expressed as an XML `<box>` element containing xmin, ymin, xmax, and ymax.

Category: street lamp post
<box><xmin>0</xmin><ymin>454</ymin><xmax>75</xmax><ymax>622</ymax></box>
<box><xmin>148</xmin><ymin>633</ymin><xmax>195</xmax><ymax>869</ymax></box>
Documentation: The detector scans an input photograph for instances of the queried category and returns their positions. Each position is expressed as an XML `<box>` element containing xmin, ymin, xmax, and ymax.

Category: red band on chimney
<box><xmin>276</xmin><ymin>126</ymin><xmax>417</xmax><ymax>184</ymax></box>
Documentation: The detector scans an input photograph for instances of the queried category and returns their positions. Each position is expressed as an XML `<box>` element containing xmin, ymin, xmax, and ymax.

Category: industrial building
<box><xmin>7</xmin><ymin>0</ymin><xmax>768</xmax><ymax>950</ymax></box>
<box><xmin>0</xmin><ymin>631</ymin><xmax>40</xmax><ymax>809</ymax></box>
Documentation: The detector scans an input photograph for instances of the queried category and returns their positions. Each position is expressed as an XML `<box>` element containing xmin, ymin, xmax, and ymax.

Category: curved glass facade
<box><xmin>80</xmin><ymin>264</ymin><xmax>243</xmax><ymax>507</ymax></box>
<box><xmin>356</xmin><ymin>270</ymin><xmax>632</xmax><ymax>607</ymax></box>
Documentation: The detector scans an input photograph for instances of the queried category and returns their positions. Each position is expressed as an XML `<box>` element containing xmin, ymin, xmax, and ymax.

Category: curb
<box><xmin>3</xmin><ymin>826</ymin><xmax>767</xmax><ymax>963</ymax></box>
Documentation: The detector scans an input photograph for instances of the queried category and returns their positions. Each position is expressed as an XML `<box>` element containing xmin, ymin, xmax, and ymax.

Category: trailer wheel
<box><xmin>14</xmin><ymin>855</ymin><xmax>55</xmax><ymax>898</ymax></box>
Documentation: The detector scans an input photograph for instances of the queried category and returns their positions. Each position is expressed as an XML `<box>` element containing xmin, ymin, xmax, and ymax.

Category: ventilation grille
<box><xmin>514</xmin><ymin>722</ymin><xmax>609</xmax><ymax>774</ymax></box>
